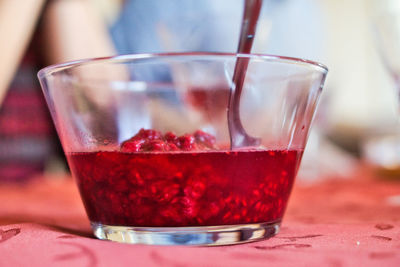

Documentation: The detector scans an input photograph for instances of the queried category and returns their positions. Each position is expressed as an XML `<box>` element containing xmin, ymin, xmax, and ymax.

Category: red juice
<box><xmin>66</xmin><ymin>149</ymin><xmax>302</xmax><ymax>227</ymax></box>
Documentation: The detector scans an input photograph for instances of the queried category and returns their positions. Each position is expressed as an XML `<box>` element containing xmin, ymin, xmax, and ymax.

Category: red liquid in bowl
<box><xmin>66</xmin><ymin>130</ymin><xmax>303</xmax><ymax>227</ymax></box>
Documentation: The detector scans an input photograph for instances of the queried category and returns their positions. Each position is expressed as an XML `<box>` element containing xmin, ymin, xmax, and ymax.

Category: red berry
<box><xmin>164</xmin><ymin>132</ymin><xmax>177</xmax><ymax>142</ymax></box>
<box><xmin>141</xmin><ymin>140</ymin><xmax>168</xmax><ymax>152</ymax></box>
<box><xmin>167</xmin><ymin>143</ymin><xmax>179</xmax><ymax>151</ymax></box>
<box><xmin>134</xmin><ymin>128</ymin><xmax>162</xmax><ymax>141</ymax></box>
<box><xmin>121</xmin><ymin>129</ymin><xmax>217</xmax><ymax>152</ymax></box>
<box><xmin>121</xmin><ymin>140</ymin><xmax>142</xmax><ymax>152</ymax></box>
<box><xmin>177</xmin><ymin>134</ymin><xmax>197</xmax><ymax>151</ymax></box>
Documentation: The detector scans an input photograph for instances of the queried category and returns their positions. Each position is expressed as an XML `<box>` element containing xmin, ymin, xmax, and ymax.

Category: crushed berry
<box><xmin>134</xmin><ymin>128</ymin><xmax>163</xmax><ymax>140</ymax></box>
<box><xmin>177</xmin><ymin>134</ymin><xmax>197</xmax><ymax>151</ymax></box>
<box><xmin>121</xmin><ymin>128</ymin><xmax>218</xmax><ymax>152</ymax></box>
<box><xmin>67</xmin><ymin>129</ymin><xmax>302</xmax><ymax>227</ymax></box>
<box><xmin>68</xmin><ymin>143</ymin><xmax>302</xmax><ymax>227</ymax></box>
<box><xmin>164</xmin><ymin>132</ymin><xmax>177</xmax><ymax>142</ymax></box>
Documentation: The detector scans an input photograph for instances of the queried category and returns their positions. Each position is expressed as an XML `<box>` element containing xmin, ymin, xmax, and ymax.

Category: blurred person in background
<box><xmin>0</xmin><ymin>0</ymin><xmax>115</xmax><ymax>182</ymax></box>
<box><xmin>109</xmin><ymin>0</ymin><xmax>324</xmax><ymax>59</ymax></box>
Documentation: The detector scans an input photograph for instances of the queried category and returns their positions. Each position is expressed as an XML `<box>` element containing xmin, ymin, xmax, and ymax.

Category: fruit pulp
<box><xmin>67</xmin><ymin>149</ymin><xmax>302</xmax><ymax>227</ymax></box>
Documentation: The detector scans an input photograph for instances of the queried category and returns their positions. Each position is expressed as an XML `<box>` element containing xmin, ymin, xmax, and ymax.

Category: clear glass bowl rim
<box><xmin>37</xmin><ymin>52</ymin><xmax>328</xmax><ymax>79</ymax></box>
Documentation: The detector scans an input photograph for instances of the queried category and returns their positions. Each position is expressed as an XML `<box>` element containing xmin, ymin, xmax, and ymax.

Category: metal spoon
<box><xmin>228</xmin><ymin>0</ymin><xmax>263</xmax><ymax>149</ymax></box>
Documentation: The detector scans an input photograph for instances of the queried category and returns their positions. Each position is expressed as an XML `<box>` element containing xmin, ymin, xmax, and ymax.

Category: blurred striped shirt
<box><xmin>0</xmin><ymin>38</ymin><xmax>61</xmax><ymax>182</ymax></box>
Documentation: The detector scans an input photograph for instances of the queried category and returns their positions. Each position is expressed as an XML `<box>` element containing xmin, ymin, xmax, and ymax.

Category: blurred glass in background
<box><xmin>362</xmin><ymin>0</ymin><xmax>400</xmax><ymax>178</ymax></box>
<box><xmin>371</xmin><ymin>0</ymin><xmax>400</xmax><ymax>95</ymax></box>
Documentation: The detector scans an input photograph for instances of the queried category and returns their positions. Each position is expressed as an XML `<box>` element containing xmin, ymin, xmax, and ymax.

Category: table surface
<box><xmin>0</xmin><ymin>167</ymin><xmax>399</xmax><ymax>267</ymax></box>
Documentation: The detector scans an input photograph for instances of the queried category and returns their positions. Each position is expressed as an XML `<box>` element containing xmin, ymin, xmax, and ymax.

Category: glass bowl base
<box><xmin>91</xmin><ymin>221</ymin><xmax>280</xmax><ymax>246</ymax></box>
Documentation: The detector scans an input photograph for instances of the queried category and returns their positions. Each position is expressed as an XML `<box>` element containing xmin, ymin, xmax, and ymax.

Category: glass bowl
<box><xmin>38</xmin><ymin>52</ymin><xmax>327</xmax><ymax>245</ymax></box>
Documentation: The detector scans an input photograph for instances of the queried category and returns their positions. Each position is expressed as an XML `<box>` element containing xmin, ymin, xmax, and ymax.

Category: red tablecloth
<box><xmin>0</xmin><ymin>168</ymin><xmax>399</xmax><ymax>267</ymax></box>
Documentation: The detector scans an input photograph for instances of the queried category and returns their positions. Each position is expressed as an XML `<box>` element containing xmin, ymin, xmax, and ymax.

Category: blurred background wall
<box><xmin>321</xmin><ymin>0</ymin><xmax>398</xmax><ymax>138</ymax></box>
